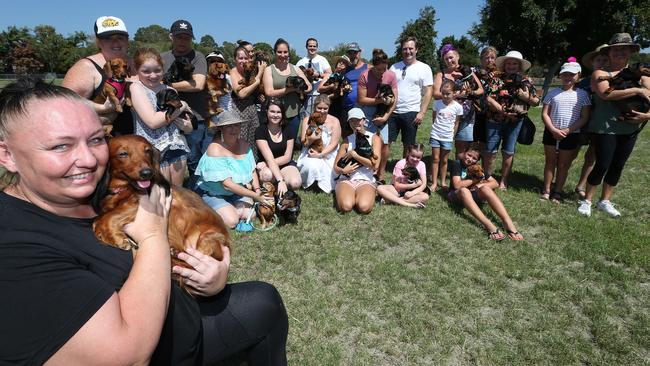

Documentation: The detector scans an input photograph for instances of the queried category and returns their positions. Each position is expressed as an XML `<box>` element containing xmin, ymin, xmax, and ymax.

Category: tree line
<box><xmin>1</xmin><ymin>2</ymin><xmax>648</xmax><ymax>77</ymax></box>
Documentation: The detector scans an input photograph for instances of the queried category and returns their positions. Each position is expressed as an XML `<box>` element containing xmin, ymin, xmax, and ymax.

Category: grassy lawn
<box><xmin>230</xmin><ymin>107</ymin><xmax>650</xmax><ymax>365</ymax></box>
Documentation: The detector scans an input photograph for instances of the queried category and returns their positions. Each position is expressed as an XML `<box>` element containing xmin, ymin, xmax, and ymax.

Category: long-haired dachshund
<box><xmin>93</xmin><ymin>135</ymin><xmax>231</xmax><ymax>291</ymax></box>
<box><xmin>206</xmin><ymin>60</ymin><xmax>230</xmax><ymax>117</ymax></box>
<box><xmin>304</xmin><ymin>112</ymin><xmax>324</xmax><ymax>153</ymax></box>
<box><xmin>94</xmin><ymin>58</ymin><xmax>130</xmax><ymax>136</ymax></box>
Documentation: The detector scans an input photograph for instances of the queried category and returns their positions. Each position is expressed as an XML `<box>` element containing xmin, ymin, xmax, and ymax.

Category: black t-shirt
<box><xmin>450</xmin><ymin>160</ymin><xmax>491</xmax><ymax>185</ymax></box>
<box><xmin>254</xmin><ymin>124</ymin><xmax>293</xmax><ymax>164</ymax></box>
<box><xmin>0</xmin><ymin>192</ymin><xmax>201</xmax><ymax>365</ymax></box>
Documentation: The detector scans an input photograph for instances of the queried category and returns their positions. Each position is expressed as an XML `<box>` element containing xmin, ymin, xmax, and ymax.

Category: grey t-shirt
<box><xmin>161</xmin><ymin>49</ymin><xmax>208</xmax><ymax>121</ymax></box>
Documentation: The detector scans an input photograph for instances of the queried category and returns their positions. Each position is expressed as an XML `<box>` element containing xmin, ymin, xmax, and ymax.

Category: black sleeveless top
<box><xmin>85</xmin><ymin>57</ymin><xmax>108</xmax><ymax>100</ymax></box>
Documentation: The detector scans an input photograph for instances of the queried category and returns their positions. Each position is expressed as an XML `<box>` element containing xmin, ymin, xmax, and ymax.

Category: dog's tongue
<box><xmin>137</xmin><ymin>180</ymin><xmax>151</xmax><ymax>189</ymax></box>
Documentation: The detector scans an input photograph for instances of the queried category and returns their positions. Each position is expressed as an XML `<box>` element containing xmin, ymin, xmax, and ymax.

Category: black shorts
<box><xmin>542</xmin><ymin>129</ymin><xmax>581</xmax><ymax>150</ymax></box>
<box><xmin>473</xmin><ymin>112</ymin><xmax>487</xmax><ymax>143</ymax></box>
<box><xmin>447</xmin><ymin>188</ymin><xmax>484</xmax><ymax>205</ymax></box>
<box><xmin>388</xmin><ymin>111</ymin><xmax>419</xmax><ymax>145</ymax></box>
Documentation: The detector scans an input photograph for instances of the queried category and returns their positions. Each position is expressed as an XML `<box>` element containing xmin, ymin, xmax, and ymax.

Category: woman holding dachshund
<box><xmin>333</xmin><ymin>107</ymin><xmax>382</xmax><ymax>214</ymax></box>
<box><xmin>263</xmin><ymin>38</ymin><xmax>312</xmax><ymax>143</ymax></box>
<box><xmin>230</xmin><ymin>45</ymin><xmax>267</xmax><ymax>153</ymax></box>
<box><xmin>0</xmin><ymin>78</ymin><xmax>288</xmax><ymax>365</ymax></box>
<box><xmin>63</xmin><ymin>16</ymin><xmax>136</xmax><ymax>136</ymax></box>
<box><xmin>577</xmin><ymin>33</ymin><xmax>650</xmax><ymax>217</ymax></box>
<box><xmin>483</xmin><ymin>50</ymin><xmax>539</xmax><ymax>190</ymax></box>
<box><xmin>432</xmin><ymin>44</ymin><xmax>484</xmax><ymax>155</ymax></box>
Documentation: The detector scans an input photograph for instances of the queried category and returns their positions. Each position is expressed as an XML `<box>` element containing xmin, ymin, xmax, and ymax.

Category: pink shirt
<box><xmin>392</xmin><ymin>159</ymin><xmax>426</xmax><ymax>191</ymax></box>
<box><xmin>358</xmin><ymin>69</ymin><xmax>397</xmax><ymax>98</ymax></box>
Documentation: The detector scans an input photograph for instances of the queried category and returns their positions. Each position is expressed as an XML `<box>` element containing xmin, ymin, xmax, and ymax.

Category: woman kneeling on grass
<box><xmin>377</xmin><ymin>143</ymin><xmax>429</xmax><ymax>208</ymax></box>
<box><xmin>448</xmin><ymin>146</ymin><xmax>523</xmax><ymax>241</ymax></box>
<box><xmin>334</xmin><ymin>108</ymin><xmax>381</xmax><ymax>214</ymax></box>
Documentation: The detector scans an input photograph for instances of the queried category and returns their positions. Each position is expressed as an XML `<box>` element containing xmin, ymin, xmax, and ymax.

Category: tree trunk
<box><xmin>541</xmin><ymin>62</ymin><xmax>561</xmax><ymax>99</ymax></box>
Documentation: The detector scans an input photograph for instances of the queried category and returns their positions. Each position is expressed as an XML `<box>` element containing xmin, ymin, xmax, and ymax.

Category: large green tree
<box><xmin>0</xmin><ymin>26</ymin><xmax>33</xmax><ymax>73</ymax></box>
<box><xmin>33</xmin><ymin>25</ymin><xmax>66</xmax><ymax>73</ymax></box>
<box><xmin>393</xmin><ymin>6</ymin><xmax>438</xmax><ymax>71</ymax></box>
<box><xmin>471</xmin><ymin>0</ymin><xmax>650</xmax><ymax>93</ymax></box>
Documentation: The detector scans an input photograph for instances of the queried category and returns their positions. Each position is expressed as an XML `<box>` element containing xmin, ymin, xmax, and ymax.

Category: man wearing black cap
<box><xmin>161</xmin><ymin>19</ymin><xmax>209</xmax><ymax>188</ymax></box>
<box><xmin>343</xmin><ymin>42</ymin><xmax>368</xmax><ymax>122</ymax></box>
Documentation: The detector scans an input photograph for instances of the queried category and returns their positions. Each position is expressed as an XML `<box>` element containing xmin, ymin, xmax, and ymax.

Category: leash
<box><xmin>236</xmin><ymin>202</ymin><xmax>278</xmax><ymax>232</ymax></box>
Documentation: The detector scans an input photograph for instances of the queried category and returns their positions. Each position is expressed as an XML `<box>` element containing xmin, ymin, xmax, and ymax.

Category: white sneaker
<box><xmin>578</xmin><ymin>200</ymin><xmax>592</xmax><ymax>216</ymax></box>
<box><xmin>597</xmin><ymin>200</ymin><xmax>621</xmax><ymax>217</ymax></box>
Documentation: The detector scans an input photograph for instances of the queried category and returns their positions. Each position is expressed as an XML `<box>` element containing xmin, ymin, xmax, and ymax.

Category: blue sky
<box><xmin>0</xmin><ymin>0</ymin><xmax>485</xmax><ymax>59</ymax></box>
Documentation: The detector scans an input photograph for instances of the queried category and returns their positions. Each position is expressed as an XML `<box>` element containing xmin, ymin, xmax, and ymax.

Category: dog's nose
<box><xmin>139</xmin><ymin>168</ymin><xmax>154</xmax><ymax>179</ymax></box>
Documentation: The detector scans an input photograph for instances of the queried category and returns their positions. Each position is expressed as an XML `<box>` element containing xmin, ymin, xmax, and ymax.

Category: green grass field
<box><xmin>229</xmin><ymin>107</ymin><xmax>649</xmax><ymax>365</ymax></box>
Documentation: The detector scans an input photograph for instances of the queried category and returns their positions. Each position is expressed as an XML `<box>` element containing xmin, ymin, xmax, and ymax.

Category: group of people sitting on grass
<box><xmin>58</xmin><ymin>16</ymin><xmax>650</xmax><ymax>239</ymax></box>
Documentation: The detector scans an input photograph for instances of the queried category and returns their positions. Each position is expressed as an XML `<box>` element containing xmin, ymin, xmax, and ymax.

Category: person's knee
<box><xmin>258</xmin><ymin>168</ymin><xmax>273</xmax><ymax>182</ymax></box>
<box><xmin>286</xmin><ymin>176</ymin><xmax>302</xmax><ymax>190</ymax></box>
<box><xmin>337</xmin><ymin>198</ymin><xmax>354</xmax><ymax>213</ymax></box>
<box><xmin>220</xmin><ymin>214</ymin><xmax>239</xmax><ymax>229</ymax></box>
<box><xmin>356</xmin><ymin>201</ymin><xmax>374</xmax><ymax>214</ymax></box>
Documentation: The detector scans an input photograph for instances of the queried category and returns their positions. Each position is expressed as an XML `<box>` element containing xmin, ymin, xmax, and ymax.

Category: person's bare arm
<box><xmin>46</xmin><ymin>186</ymin><xmax>172</xmax><ymax>366</ymax></box>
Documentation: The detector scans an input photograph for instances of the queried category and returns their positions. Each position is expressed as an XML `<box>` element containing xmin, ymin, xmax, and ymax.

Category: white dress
<box><xmin>297</xmin><ymin>124</ymin><xmax>338</xmax><ymax>193</ymax></box>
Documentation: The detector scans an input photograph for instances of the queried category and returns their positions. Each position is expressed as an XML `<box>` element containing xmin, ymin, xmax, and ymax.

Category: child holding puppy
<box><xmin>429</xmin><ymin>81</ymin><xmax>463</xmax><ymax>191</ymax></box>
<box><xmin>377</xmin><ymin>143</ymin><xmax>429</xmax><ymax>208</ymax></box>
<box><xmin>540</xmin><ymin>58</ymin><xmax>591</xmax><ymax>203</ymax></box>
<box><xmin>448</xmin><ymin>145</ymin><xmax>523</xmax><ymax>241</ymax></box>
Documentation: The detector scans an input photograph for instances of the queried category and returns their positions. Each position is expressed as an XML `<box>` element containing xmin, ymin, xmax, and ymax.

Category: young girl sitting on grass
<box><xmin>540</xmin><ymin>59</ymin><xmax>591</xmax><ymax>203</ymax></box>
<box><xmin>377</xmin><ymin>143</ymin><xmax>429</xmax><ymax>208</ymax></box>
<box><xmin>448</xmin><ymin>145</ymin><xmax>523</xmax><ymax>241</ymax></box>
<box><xmin>429</xmin><ymin>81</ymin><xmax>463</xmax><ymax>191</ymax></box>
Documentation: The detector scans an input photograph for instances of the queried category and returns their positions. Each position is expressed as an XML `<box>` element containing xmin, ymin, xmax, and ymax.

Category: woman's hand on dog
<box><xmin>123</xmin><ymin>184</ymin><xmax>172</xmax><ymax>247</ymax></box>
<box><xmin>255</xmin><ymin>192</ymin><xmax>275</xmax><ymax>208</ymax></box>
<box><xmin>276</xmin><ymin>180</ymin><xmax>288</xmax><ymax>197</ymax></box>
<box><xmin>625</xmin><ymin>109</ymin><xmax>650</xmax><ymax>122</ymax></box>
<box><xmin>172</xmin><ymin>246</ymin><xmax>230</xmax><ymax>297</ymax></box>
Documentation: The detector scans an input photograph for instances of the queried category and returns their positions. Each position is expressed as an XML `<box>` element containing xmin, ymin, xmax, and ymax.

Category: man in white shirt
<box><xmin>388</xmin><ymin>37</ymin><xmax>434</xmax><ymax>158</ymax></box>
<box><xmin>297</xmin><ymin>38</ymin><xmax>332</xmax><ymax>120</ymax></box>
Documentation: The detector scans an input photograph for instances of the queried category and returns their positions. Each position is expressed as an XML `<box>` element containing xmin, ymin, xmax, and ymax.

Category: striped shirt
<box><xmin>543</xmin><ymin>88</ymin><xmax>591</xmax><ymax>132</ymax></box>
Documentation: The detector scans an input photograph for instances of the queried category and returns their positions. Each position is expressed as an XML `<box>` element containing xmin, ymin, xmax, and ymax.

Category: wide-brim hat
<box><xmin>601</xmin><ymin>33</ymin><xmax>641</xmax><ymax>53</ymax></box>
<box><xmin>210</xmin><ymin>110</ymin><xmax>245</xmax><ymax>127</ymax></box>
<box><xmin>94</xmin><ymin>16</ymin><xmax>128</xmax><ymax>38</ymax></box>
<box><xmin>335</xmin><ymin>55</ymin><xmax>351</xmax><ymax>66</ymax></box>
<box><xmin>581</xmin><ymin>44</ymin><xmax>609</xmax><ymax>70</ymax></box>
<box><xmin>495</xmin><ymin>50</ymin><xmax>532</xmax><ymax>72</ymax></box>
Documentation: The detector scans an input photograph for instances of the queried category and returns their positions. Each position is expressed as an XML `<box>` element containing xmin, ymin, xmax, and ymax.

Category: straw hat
<box><xmin>581</xmin><ymin>44</ymin><xmax>609</xmax><ymax>70</ymax></box>
<box><xmin>495</xmin><ymin>50</ymin><xmax>532</xmax><ymax>72</ymax></box>
<box><xmin>209</xmin><ymin>110</ymin><xmax>245</xmax><ymax>128</ymax></box>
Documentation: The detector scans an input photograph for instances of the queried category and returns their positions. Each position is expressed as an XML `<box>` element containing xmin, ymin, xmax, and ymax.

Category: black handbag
<box><xmin>517</xmin><ymin>115</ymin><xmax>536</xmax><ymax>145</ymax></box>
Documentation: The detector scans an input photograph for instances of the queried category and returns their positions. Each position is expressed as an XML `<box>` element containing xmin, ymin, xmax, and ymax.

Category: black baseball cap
<box><xmin>170</xmin><ymin>20</ymin><xmax>194</xmax><ymax>38</ymax></box>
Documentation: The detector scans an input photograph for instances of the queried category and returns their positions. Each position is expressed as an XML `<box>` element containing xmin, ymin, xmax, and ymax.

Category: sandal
<box><xmin>506</xmin><ymin>230</ymin><xmax>524</xmax><ymax>241</ymax></box>
<box><xmin>550</xmin><ymin>191</ymin><xmax>563</xmax><ymax>204</ymax></box>
<box><xmin>539</xmin><ymin>191</ymin><xmax>550</xmax><ymax>201</ymax></box>
<box><xmin>487</xmin><ymin>228</ymin><xmax>506</xmax><ymax>241</ymax></box>
<box><xmin>415</xmin><ymin>201</ymin><xmax>426</xmax><ymax>209</ymax></box>
<box><xmin>574</xmin><ymin>187</ymin><xmax>586</xmax><ymax>200</ymax></box>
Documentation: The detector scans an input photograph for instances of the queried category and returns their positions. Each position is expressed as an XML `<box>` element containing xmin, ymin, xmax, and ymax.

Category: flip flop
<box><xmin>506</xmin><ymin>230</ymin><xmax>524</xmax><ymax>241</ymax></box>
<box><xmin>574</xmin><ymin>187</ymin><xmax>586</xmax><ymax>200</ymax></box>
<box><xmin>487</xmin><ymin>228</ymin><xmax>506</xmax><ymax>241</ymax></box>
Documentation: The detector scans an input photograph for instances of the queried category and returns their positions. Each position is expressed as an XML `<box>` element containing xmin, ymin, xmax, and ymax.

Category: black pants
<box><xmin>587</xmin><ymin>131</ymin><xmax>639</xmax><ymax>187</ymax></box>
<box><xmin>198</xmin><ymin>281</ymin><xmax>288</xmax><ymax>365</ymax></box>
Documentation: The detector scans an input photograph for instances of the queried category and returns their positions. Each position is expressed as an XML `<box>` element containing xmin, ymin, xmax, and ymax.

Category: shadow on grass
<box><xmin>498</xmin><ymin>170</ymin><xmax>545</xmax><ymax>193</ymax></box>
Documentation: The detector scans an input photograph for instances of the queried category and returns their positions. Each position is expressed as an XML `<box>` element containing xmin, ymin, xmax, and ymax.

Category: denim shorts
<box><xmin>202</xmin><ymin>193</ymin><xmax>253</xmax><ymax>210</ymax></box>
<box><xmin>485</xmin><ymin>118</ymin><xmax>524</xmax><ymax>155</ymax></box>
<box><xmin>429</xmin><ymin>137</ymin><xmax>453</xmax><ymax>150</ymax></box>
<box><xmin>160</xmin><ymin>149</ymin><xmax>188</xmax><ymax>168</ymax></box>
<box><xmin>455</xmin><ymin>121</ymin><xmax>474</xmax><ymax>142</ymax></box>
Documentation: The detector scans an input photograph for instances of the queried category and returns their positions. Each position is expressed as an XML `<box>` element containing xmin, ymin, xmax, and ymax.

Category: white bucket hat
<box><xmin>495</xmin><ymin>50</ymin><xmax>532</xmax><ymax>72</ymax></box>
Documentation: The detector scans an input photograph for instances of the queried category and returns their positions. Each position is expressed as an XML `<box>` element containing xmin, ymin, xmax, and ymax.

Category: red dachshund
<box><xmin>93</xmin><ymin>135</ymin><xmax>231</xmax><ymax>291</ymax></box>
